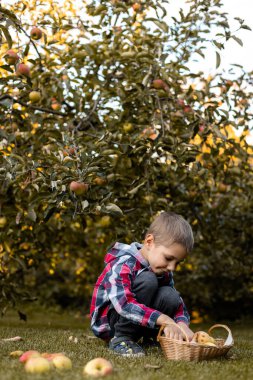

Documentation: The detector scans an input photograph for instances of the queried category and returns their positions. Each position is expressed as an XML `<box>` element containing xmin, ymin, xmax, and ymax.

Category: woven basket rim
<box><xmin>158</xmin><ymin>335</ymin><xmax>234</xmax><ymax>349</ymax></box>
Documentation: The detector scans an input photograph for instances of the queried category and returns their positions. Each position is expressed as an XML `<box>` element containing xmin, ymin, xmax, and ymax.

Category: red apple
<box><xmin>19</xmin><ymin>350</ymin><xmax>41</xmax><ymax>363</ymax></box>
<box><xmin>25</xmin><ymin>357</ymin><xmax>51</xmax><ymax>374</ymax></box>
<box><xmin>152</xmin><ymin>79</ymin><xmax>167</xmax><ymax>89</ymax></box>
<box><xmin>30</xmin><ymin>27</ymin><xmax>43</xmax><ymax>40</ymax></box>
<box><xmin>16</xmin><ymin>63</ymin><xmax>30</xmax><ymax>77</ymax></box>
<box><xmin>176</xmin><ymin>98</ymin><xmax>185</xmax><ymax>107</ymax></box>
<box><xmin>183</xmin><ymin>105</ymin><xmax>193</xmax><ymax>113</ymax></box>
<box><xmin>69</xmin><ymin>181</ymin><xmax>89</xmax><ymax>195</ymax></box>
<box><xmin>4</xmin><ymin>49</ymin><xmax>20</xmax><ymax>65</ymax></box>
<box><xmin>83</xmin><ymin>358</ymin><xmax>113</xmax><ymax>377</ymax></box>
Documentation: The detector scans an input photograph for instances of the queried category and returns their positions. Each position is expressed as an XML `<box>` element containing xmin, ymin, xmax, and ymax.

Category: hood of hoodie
<box><xmin>104</xmin><ymin>241</ymin><xmax>149</xmax><ymax>267</ymax></box>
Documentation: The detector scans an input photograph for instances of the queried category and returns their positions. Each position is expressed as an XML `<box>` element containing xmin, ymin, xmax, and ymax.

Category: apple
<box><xmin>203</xmin><ymin>342</ymin><xmax>217</xmax><ymax>347</ymax></box>
<box><xmin>0</xmin><ymin>216</ymin><xmax>7</xmax><ymax>228</ymax></box>
<box><xmin>132</xmin><ymin>3</ymin><xmax>141</xmax><ymax>11</ymax></box>
<box><xmin>152</xmin><ymin>79</ymin><xmax>167</xmax><ymax>89</ymax></box>
<box><xmin>218</xmin><ymin>183</ymin><xmax>228</xmax><ymax>193</ymax></box>
<box><xmin>24</xmin><ymin>357</ymin><xmax>51</xmax><ymax>374</ymax></box>
<box><xmin>99</xmin><ymin>216</ymin><xmax>111</xmax><ymax>228</ymax></box>
<box><xmin>83</xmin><ymin>358</ymin><xmax>113</xmax><ymax>377</ymax></box>
<box><xmin>52</xmin><ymin>354</ymin><xmax>72</xmax><ymax>370</ymax></box>
<box><xmin>10</xmin><ymin>350</ymin><xmax>24</xmax><ymax>357</ymax></box>
<box><xmin>16</xmin><ymin>63</ymin><xmax>30</xmax><ymax>77</ymax></box>
<box><xmin>192</xmin><ymin>331</ymin><xmax>216</xmax><ymax>345</ymax></box>
<box><xmin>51</xmin><ymin>98</ymin><xmax>61</xmax><ymax>111</ymax></box>
<box><xmin>19</xmin><ymin>350</ymin><xmax>41</xmax><ymax>363</ymax></box>
<box><xmin>123</xmin><ymin>122</ymin><xmax>133</xmax><ymax>133</ymax></box>
<box><xmin>29</xmin><ymin>91</ymin><xmax>41</xmax><ymax>103</ymax></box>
<box><xmin>176</xmin><ymin>98</ymin><xmax>185</xmax><ymax>107</ymax></box>
<box><xmin>41</xmin><ymin>352</ymin><xmax>63</xmax><ymax>360</ymax></box>
<box><xmin>94</xmin><ymin>177</ymin><xmax>106</xmax><ymax>185</ymax></box>
<box><xmin>4</xmin><ymin>49</ymin><xmax>20</xmax><ymax>65</ymax></box>
<box><xmin>183</xmin><ymin>105</ymin><xmax>193</xmax><ymax>113</ymax></box>
<box><xmin>30</xmin><ymin>27</ymin><xmax>43</xmax><ymax>40</ymax></box>
<box><xmin>70</xmin><ymin>181</ymin><xmax>89</xmax><ymax>195</ymax></box>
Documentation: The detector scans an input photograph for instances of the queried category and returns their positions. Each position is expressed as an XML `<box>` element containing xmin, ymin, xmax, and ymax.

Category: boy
<box><xmin>90</xmin><ymin>211</ymin><xmax>195</xmax><ymax>357</ymax></box>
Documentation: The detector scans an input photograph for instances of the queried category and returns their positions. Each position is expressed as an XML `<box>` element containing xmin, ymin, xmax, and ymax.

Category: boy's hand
<box><xmin>164</xmin><ymin>324</ymin><xmax>185</xmax><ymax>341</ymax></box>
<box><xmin>177</xmin><ymin>321</ymin><xmax>195</xmax><ymax>341</ymax></box>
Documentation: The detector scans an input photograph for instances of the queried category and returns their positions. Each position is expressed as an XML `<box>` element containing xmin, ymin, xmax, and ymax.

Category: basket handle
<box><xmin>157</xmin><ymin>322</ymin><xmax>189</xmax><ymax>343</ymax></box>
<box><xmin>208</xmin><ymin>324</ymin><xmax>234</xmax><ymax>346</ymax></box>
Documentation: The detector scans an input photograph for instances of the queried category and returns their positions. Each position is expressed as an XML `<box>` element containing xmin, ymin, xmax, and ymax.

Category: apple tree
<box><xmin>0</xmin><ymin>0</ymin><xmax>252</xmax><ymax>318</ymax></box>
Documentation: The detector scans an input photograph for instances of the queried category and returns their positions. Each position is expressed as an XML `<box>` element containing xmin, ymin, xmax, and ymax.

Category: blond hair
<box><xmin>145</xmin><ymin>211</ymin><xmax>194</xmax><ymax>253</ymax></box>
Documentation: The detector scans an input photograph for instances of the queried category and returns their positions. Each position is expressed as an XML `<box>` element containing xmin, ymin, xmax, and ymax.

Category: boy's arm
<box><xmin>106</xmin><ymin>260</ymin><xmax>162</xmax><ymax>329</ymax></box>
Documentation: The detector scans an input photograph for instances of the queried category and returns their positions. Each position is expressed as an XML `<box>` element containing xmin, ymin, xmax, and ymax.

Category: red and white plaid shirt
<box><xmin>90</xmin><ymin>242</ymin><xmax>190</xmax><ymax>340</ymax></box>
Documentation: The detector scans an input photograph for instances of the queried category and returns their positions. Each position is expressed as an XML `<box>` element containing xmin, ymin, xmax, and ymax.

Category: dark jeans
<box><xmin>108</xmin><ymin>269</ymin><xmax>181</xmax><ymax>341</ymax></box>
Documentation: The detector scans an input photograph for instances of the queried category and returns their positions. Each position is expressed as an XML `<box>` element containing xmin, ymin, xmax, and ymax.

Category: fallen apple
<box><xmin>10</xmin><ymin>350</ymin><xmax>24</xmax><ymax>357</ymax></box>
<box><xmin>83</xmin><ymin>358</ymin><xmax>113</xmax><ymax>377</ymax></box>
<box><xmin>25</xmin><ymin>357</ymin><xmax>52</xmax><ymax>374</ymax></box>
<box><xmin>19</xmin><ymin>350</ymin><xmax>41</xmax><ymax>363</ymax></box>
<box><xmin>52</xmin><ymin>354</ymin><xmax>72</xmax><ymax>370</ymax></box>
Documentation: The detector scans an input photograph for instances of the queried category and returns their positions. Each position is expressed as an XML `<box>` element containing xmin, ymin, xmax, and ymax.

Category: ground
<box><xmin>0</xmin><ymin>305</ymin><xmax>252</xmax><ymax>380</ymax></box>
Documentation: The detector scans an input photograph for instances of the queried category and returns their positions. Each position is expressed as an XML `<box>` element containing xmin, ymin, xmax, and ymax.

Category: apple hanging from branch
<box><xmin>4</xmin><ymin>49</ymin><xmax>20</xmax><ymax>65</ymax></box>
<box><xmin>30</xmin><ymin>27</ymin><xmax>43</xmax><ymax>40</ymax></box>
<box><xmin>70</xmin><ymin>181</ymin><xmax>89</xmax><ymax>196</ymax></box>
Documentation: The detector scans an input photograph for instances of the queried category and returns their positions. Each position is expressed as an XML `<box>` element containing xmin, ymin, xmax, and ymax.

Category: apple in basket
<box><xmin>192</xmin><ymin>331</ymin><xmax>217</xmax><ymax>346</ymax></box>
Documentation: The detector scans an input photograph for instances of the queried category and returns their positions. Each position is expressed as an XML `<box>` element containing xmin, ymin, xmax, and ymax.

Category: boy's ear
<box><xmin>145</xmin><ymin>234</ymin><xmax>155</xmax><ymax>247</ymax></box>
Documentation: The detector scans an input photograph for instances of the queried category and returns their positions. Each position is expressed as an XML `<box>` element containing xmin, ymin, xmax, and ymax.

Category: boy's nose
<box><xmin>167</xmin><ymin>264</ymin><xmax>176</xmax><ymax>271</ymax></box>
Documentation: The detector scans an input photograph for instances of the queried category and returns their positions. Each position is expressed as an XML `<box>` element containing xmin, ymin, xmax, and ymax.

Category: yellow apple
<box><xmin>29</xmin><ymin>91</ymin><xmax>41</xmax><ymax>103</ymax></box>
<box><xmin>52</xmin><ymin>355</ymin><xmax>72</xmax><ymax>370</ymax></box>
<box><xmin>25</xmin><ymin>357</ymin><xmax>51</xmax><ymax>373</ymax></box>
<box><xmin>83</xmin><ymin>358</ymin><xmax>113</xmax><ymax>377</ymax></box>
<box><xmin>0</xmin><ymin>217</ymin><xmax>7</xmax><ymax>228</ymax></box>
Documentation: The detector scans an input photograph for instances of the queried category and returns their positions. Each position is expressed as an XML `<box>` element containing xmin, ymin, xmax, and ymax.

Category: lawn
<box><xmin>0</xmin><ymin>305</ymin><xmax>252</xmax><ymax>380</ymax></box>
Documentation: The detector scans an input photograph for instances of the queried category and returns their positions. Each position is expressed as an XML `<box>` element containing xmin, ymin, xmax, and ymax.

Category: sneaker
<box><xmin>109</xmin><ymin>336</ymin><xmax>145</xmax><ymax>357</ymax></box>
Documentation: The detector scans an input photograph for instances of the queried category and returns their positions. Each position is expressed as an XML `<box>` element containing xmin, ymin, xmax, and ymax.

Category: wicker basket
<box><xmin>157</xmin><ymin>323</ymin><xmax>234</xmax><ymax>361</ymax></box>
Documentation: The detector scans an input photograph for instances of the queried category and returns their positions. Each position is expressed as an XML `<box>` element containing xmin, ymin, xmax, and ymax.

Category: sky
<box><xmin>165</xmin><ymin>0</ymin><xmax>253</xmax><ymax>76</ymax></box>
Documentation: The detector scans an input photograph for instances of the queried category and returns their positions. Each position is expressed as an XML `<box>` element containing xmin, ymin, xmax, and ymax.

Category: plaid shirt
<box><xmin>90</xmin><ymin>242</ymin><xmax>190</xmax><ymax>340</ymax></box>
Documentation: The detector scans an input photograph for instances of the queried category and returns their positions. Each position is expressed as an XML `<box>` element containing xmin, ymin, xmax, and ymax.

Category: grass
<box><xmin>0</xmin><ymin>305</ymin><xmax>252</xmax><ymax>380</ymax></box>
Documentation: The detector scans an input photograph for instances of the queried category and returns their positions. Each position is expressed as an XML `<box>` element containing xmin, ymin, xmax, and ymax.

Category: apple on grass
<box><xmin>19</xmin><ymin>350</ymin><xmax>40</xmax><ymax>363</ymax></box>
<box><xmin>52</xmin><ymin>354</ymin><xmax>72</xmax><ymax>370</ymax></box>
<box><xmin>83</xmin><ymin>358</ymin><xmax>113</xmax><ymax>377</ymax></box>
<box><xmin>24</xmin><ymin>357</ymin><xmax>52</xmax><ymax>374</ymax></box>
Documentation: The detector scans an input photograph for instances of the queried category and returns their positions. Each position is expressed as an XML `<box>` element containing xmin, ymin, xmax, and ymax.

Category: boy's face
<box><xmin>141</xmin><ymin>234</ymin><xmax>187</xmax><ymax>275</ymax></box>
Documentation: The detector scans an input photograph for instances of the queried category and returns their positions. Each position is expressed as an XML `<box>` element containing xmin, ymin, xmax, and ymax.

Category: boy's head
<box><xmin>140</xmin><ymin>211</ymin><xmax>194</xmax><ymax>274</ymax></box>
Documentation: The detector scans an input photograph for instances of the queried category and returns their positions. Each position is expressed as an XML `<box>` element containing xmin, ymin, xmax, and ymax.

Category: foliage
<box><xmin>0</xmin><ymin>0</ymin><xmax>252</xmax><ymax>318</ymax></box>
